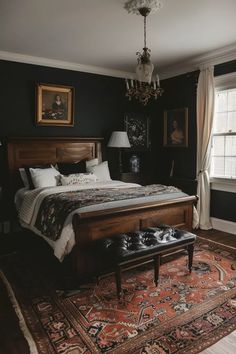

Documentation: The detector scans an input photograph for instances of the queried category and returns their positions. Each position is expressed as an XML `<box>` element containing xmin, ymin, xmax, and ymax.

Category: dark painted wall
<box><xmin>0</xmin><ymin>59</ymin><xmax>129</xmax><ymax>190</ymax></box>
<box><xmin>0</xmin><ymin>58</ymin><xmax>235</xmax><ymax>223</ymax></box>
<box><xmin>211</xmin><ymin>190</ymin><xmax>236</xmax><ymax>223</ymax></box>
<box><xmin>0</xmin><ymin>60</ymin><xmax>126</xmax><ymax>139</ymax></box>
<box><xmin>122</xmin><ymin>71</ymin><xmax>198</xmax><ymax>186</ymax></box>
<box><xmin>150</xmin><ymin>72</ymin><xmax>198</xmax><ymax>182</ymax></box>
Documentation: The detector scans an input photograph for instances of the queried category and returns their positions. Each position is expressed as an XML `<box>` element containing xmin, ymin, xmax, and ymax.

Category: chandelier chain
<box><xmin>144</xmin><ymin>15</ymin><xmax>147</xmax><ymax>48</ymax></box>
<box><xmin>124</xmin><ymin>0</ymin><xmax>164</xmax><ymax>105</ymax></box>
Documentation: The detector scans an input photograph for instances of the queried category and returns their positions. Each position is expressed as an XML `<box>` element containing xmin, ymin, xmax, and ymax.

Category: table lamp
<box><xmin>108</xmin><ymin>131</ymin><xmax>131</xmax><ymax>172</ymax></box>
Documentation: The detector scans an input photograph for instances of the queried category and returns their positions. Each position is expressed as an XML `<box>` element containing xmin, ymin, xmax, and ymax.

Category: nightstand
<box><xmin>119</xmin><ymin>172</ymin><xmax>147</xmax><ymax>185</ymax></box>
<box><xmin>0</xmin><ymin>187</ymin><xmax>10</xmax><ymax>234</ymax></box>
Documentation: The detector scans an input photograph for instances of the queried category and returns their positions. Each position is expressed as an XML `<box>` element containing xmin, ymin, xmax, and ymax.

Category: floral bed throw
<box><xmin>34</xmin><ymin>184</ymin><xmax>181</xmax><ymax>241</ymax></box>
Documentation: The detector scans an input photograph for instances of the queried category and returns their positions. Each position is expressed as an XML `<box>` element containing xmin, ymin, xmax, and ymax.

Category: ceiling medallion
<box><xmin>124</xmin><ymin>0</ymin><xmax>164</xmax><ymax>105</ymax></box>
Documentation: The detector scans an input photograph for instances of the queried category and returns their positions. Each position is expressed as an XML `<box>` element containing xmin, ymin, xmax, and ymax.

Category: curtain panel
<box><xmin>196</xmin><ymin>66</ymin><xmax>215</xmax><ymax>229</ymax></box>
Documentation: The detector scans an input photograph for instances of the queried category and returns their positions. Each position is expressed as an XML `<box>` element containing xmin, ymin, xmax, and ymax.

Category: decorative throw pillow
<box><xmin>24</xmin><ymin>164</ymin><xmax>52</xmax><ymax>189</ymax></box>
<box><xmin>29</xmin><ymin>167</ymin><xmax>60</xmax><ymax>189</ymax></box>
<box><xmin>87</xmin><ymin>161</ymin><xmax>111</xmax><ymax>181</ymax></box>
<box><xmin>19</xmin><ymin>168</ymin><xmax>29</xmax><ymax>188</ymax></box>
<box><xmin>57</xmin><ymin>160</ymin><xmax>86</xmax><ymax>175</ymax></box>
<box><xmin>86</xmin><ymin>158</ymin><xmax>99</xmax><ymax>170</ymax></box>
<box><xmin>60</xmin><ymin>173</ymin><xmax>98</xmax><ymax>186</ymax></box>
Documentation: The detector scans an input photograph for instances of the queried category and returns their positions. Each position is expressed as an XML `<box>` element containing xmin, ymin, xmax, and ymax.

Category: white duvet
<box><xmin>16</xmin><ymin>181</ymin><xmax>197</xmax><ymax>261</ymax></box>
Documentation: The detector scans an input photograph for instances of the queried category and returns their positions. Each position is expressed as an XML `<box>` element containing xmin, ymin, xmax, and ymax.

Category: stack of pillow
<box><xmin>19</xmin><ymin>158</ymin><xmax>111</xmax><ymax>189</ymax></box>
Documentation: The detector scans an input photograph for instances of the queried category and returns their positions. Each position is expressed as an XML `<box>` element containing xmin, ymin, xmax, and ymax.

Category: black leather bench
<box><xmin>95</xmin><ymin>225</ymin><xmax>197</xmax><ymax>298</ymax></box>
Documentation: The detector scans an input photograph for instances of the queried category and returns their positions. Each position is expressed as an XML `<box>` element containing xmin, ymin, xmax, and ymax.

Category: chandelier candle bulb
<box><xmin>126</xmin><ymin>79</ymin><xmax>130</xmax><ymax>90</ymax></box>
<box><xmin>156</xmin><ymin>74</ymin><xmax>160</xmax><ymax>87</ymax></box>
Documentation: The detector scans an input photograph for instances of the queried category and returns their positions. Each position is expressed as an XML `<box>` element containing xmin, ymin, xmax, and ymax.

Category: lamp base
<box><xmin>118</xmin><ymin>149</ymin><xmax>123</xmax><ymax>173</ymax></box>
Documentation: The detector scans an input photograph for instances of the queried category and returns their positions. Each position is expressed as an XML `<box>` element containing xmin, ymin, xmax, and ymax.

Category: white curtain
<box><xmin>196</xmin><ymin>66</ymin><xmax>215</xmax><ymax>229</ymax></box>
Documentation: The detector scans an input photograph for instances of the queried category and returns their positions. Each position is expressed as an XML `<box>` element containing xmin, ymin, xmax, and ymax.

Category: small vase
<box><xmin>129</xmin><ymin>155</ymin><xmax>140</xmax><ymax>173</ymax></box>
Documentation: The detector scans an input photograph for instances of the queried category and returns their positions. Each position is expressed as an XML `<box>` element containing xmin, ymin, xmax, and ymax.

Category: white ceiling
<box><xmin>1</xmin><ymin>0</ymin><xmax>236</xmax><ymax>78</ymax></box>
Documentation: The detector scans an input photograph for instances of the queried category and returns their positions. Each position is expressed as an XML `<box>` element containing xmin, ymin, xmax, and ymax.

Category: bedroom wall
<box><xmin>153</xmin><ymin>60</ymin><xmax>236</xmax><ymax>223</ymax></box>
<box><xmin>0</xmin><ymin>59</ymin><xmax>235</xmax><ymax>224</ymax></box>
<box><xmin>0</xmin><ymin>60</ymin><xmax>126</xmax><ymax>139</ymax></box>
<box><xmin>150</xmin><ymin>72</ymin><xmax>198</xmax><ymax>183</ymax></box>
<box><xmin>122</xmin><ymin>70</ymin><xmax>198</xmax><ymax>191</ymax></box>
<box><xmin>0</xmin><ymin>59</ymin><xmax>129</xmax><ymax>191</ymax></box>
<box><xmin>142</xmin><ymin>60</ymin><xmax>236</xmax><ymax>224</ymax></box>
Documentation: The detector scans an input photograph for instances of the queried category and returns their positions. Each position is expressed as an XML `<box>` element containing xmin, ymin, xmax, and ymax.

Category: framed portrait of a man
<box><xmin>36</xmin><ymin>83</ymin><xmax>74</xmax><ymax>126</ymax></box>
<box><xmin>163</xmin><ymin>108</ymin><xmax>188</xmax><ymax>147</ymax></box>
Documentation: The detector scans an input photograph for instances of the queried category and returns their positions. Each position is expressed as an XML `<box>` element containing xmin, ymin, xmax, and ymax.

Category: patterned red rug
<box><xmin>1</xmin><ymin>238</ymin><xmax>236</xmax><ymax>354</ymax></box>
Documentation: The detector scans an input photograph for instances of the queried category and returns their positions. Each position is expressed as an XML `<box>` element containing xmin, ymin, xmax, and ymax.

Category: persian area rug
<box><xmin>1</xmin><ymin>239</ymin><xmax>236</xmax><ymax>354</ymax></box>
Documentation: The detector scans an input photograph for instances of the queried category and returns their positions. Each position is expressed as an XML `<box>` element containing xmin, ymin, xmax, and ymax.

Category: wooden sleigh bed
<box><xmin>8</xmin><ymin>137</ymin><xmax>197</xmax><ymax>280</ymax></box>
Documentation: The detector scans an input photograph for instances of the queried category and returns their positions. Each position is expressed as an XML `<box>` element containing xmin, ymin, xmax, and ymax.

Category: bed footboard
<box><xmin>72</xmin><ymin>195</ymin><xmax>197</xmax><ymax>281</ymax></box>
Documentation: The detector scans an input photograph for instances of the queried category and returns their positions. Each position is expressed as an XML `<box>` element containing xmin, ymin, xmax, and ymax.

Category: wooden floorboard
<box><xmin>200</xmin><ymin>330</ymin><xmax>236</xmax><ymax>354</ymax></box>
<box><xmin>0</xmin><ymin>228</ymin><xmax>235</xmax><ymax>354</ymax></box>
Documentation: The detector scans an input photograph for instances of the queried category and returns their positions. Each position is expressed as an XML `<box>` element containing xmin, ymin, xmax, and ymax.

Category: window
<box><xmin>211</xmin><ymin>88</ymin><xmax>236</xmax><ymax>179</ymax></box>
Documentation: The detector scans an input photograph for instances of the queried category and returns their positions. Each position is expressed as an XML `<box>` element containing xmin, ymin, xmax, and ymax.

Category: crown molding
<box><xmin>0</xmin><ymin>50</ymin><xmax>132</xmax><ymax>79</ymax></box>
<box><xmin>0</xmin><ymin>43</ymin><xmax>236</xmax><ymax>81</ymax></box>
<box><xmin>159</xmin><ymin>43</ymin><xmax>236</xmax><ymax>79</ymax></box>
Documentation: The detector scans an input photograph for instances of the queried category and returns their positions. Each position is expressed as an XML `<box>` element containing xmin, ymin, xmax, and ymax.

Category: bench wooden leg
<box><xmin>115</xmin><ymin>266</ymin><xmax>122</xmax><ymax>299</ymax></box>
<box><xmin>154</xmin><ymin>255</ymin><xmax>161</xmax><ymax>286</ymax></box>
<box><xmin>188</xmin><ymin>244</ymin><xmax>194</xmax><ymax>273</ymax></box>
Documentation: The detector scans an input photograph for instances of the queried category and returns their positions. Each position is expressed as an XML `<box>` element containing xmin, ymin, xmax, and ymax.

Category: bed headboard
<box><xmin>7</xmin><ymin>137</ymin><xmax>103</xmax><ymax>193</ymax></box>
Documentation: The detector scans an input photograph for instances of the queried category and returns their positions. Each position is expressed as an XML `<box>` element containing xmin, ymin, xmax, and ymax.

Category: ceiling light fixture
<box><xmin>124</xmin><ymin>0</ymin><xmax>164</xmax><ymax>106</ymax></box>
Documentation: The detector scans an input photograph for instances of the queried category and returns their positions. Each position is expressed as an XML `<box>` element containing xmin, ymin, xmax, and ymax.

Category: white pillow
<box><xmin>60</xmin><ymin>173</ymin><xmax>98</xmax><ymax>186</ymax></box>
<box><xmin>19</xmin><ymin>168</ymin><xmax>29</xmax><ymax>188</ymax></box>
<box><xmin>86</xmin><ymin>158</ymin><xmax>99</xmax><ymax>170</ymax></box>
<box><xmin>87</xmin><ymin>161</ymin><xmax>111</xmax><ymax>181</ymax></box>
<box><xmin>30</xmin><ymin>167</ymin><xmax>60</xmax><ymax>189</ymax></box>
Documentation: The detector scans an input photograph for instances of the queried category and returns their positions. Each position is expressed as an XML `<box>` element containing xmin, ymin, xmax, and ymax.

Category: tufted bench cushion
<box><xmin>94</xmin><ymin>225</ymin><xmax>196</xmax><ymax>298</ymax></box>
<box><xmin>98</xmin><ymin>226</ymin><xmax>196</xmax><ymax>263</ymax></box>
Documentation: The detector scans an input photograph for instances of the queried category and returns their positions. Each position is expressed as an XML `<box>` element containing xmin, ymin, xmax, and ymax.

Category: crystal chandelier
<box><xmin>124</xmin><ymin>0</ymin><xmax>164</xmax><ymax>106</ymax></box>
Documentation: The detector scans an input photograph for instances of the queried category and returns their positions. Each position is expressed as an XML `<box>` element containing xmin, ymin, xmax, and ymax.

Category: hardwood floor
<box><xmin>0</xmin><ymin>228</ymin><xmax>235</xmax><ymax>354</ymax></box>
<box><xmin>196</xmin><ymin>228</ymin><xmax>236</xmax><ymax>248</ymax></box>
<box><xmin>201</xmin><ymin>330</ymin><xmax>236</xmax><ymax>354</ymax></box>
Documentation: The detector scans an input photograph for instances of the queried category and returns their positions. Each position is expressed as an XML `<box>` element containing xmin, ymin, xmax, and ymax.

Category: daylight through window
<box><xmin>211</xmin><ymin>88</ymin><xmax>236</xmax><ymax>178</ymax></box>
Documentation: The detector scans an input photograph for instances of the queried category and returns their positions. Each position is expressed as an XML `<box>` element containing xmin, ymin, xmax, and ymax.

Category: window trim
<box><xmin>210</xmin><ymin>82</ymin><xmax>236</xmax><ymax>184</ymax></box>
<box><xmin>210</xmin><ymin>177</ymin><xmax>236</xmax><ymax>193</ymax></box>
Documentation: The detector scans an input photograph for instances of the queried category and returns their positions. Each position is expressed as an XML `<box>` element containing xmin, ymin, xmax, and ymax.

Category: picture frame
<box><xmin>163</xmin><ymin>108</ymin><xmax>188</xmax><ymax>147</ymax></box>
<box><xmin>124</xmin><ymin>113</ymin><xmax>150</xmax><ymax>150</ymax></box>
<box><xmin>36</xmin><ymin>83</ymin><xmax>74</xmax><ymax>126</ymax></box>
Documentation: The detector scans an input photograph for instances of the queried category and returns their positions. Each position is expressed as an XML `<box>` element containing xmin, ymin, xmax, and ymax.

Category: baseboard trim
<box><xmin>211</xmin><ymin>217</ymin><xmax>236</xmax><ymax>235</ymax></box>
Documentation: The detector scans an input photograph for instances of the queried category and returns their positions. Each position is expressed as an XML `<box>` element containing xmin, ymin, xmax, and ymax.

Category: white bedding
<box><xmin>16</xmin><ymin>181</ymin><xmax>197</xmax><ymax>261</ymax></box>
<box><xmin>17</xmin><ymin>181</ymin><xmax>140</xmax><ymax>261</ymax></box>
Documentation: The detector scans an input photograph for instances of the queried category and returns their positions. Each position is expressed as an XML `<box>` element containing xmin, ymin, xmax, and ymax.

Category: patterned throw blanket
<box><xmin>34</xmin><ymin>184</ymin><xmax>180</xmax><ymax>241</ymax></box>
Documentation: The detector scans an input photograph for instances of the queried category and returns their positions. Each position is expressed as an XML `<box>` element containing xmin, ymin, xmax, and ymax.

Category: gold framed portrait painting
<box><xmin>36</xmin><ymin>83</ymin><xmax>74</xmax><ymax>126</ymax></box>
<box><xmin>163</xmin><ymin>108</ymin><xmax>188</xmax><ymax>147</ymax></box>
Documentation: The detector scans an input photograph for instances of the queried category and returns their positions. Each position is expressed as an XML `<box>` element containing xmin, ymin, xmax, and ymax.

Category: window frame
<box><xmin>210</xmin><ymin>73</ymin><xmax>236</xmax><ymax>193</ymax></box>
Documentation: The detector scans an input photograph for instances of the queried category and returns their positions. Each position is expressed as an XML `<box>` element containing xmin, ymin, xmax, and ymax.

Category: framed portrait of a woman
<box><xmin>163</xmin><ymin>108</ymin><xmax>188</xmax><ymax>147</ymax></box>
<box><xmin>36</xmin><ymin>83</ymin><xmax>74</xmax><ymax>126</ymax></box>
